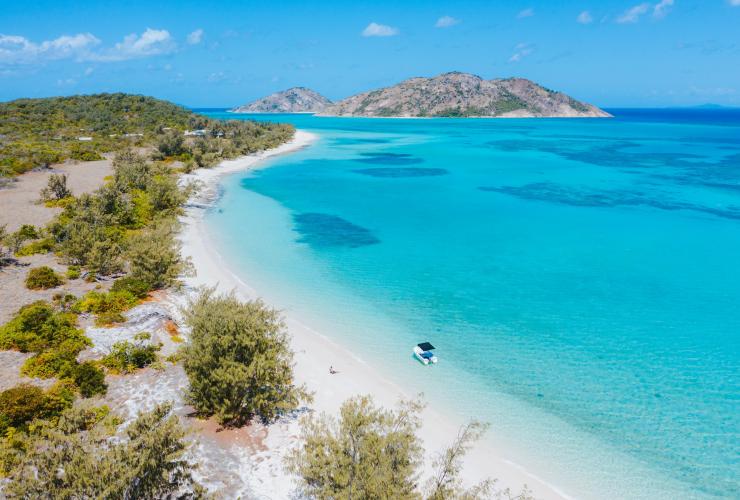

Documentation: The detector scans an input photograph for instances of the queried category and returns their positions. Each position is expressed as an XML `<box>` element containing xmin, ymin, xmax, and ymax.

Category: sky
<box><xmin>1</xmin><ymin>0</ymin><xmax>739</xmax><ymax>108</ymax></box>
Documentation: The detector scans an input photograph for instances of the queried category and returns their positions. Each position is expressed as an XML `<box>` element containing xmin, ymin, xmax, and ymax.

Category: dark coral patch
<box><xmin>293</xmin><ymin>213</ymin><xmax>380</xmax><ymax>248</ymax></box>
<box><xmin>480</xmin><ymin>182</ymin><xmax>740</xmax><ymax>220</ymax></box>
<box><xmin>354</xmin><ymin>152</ymin><xmax>424</xmax><ymax>165</ymax></box>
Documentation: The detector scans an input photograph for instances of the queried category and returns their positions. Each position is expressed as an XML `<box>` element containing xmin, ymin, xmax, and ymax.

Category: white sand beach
<box><xmin>177</xmin><ymin>129</ymin><xmax>571</xmax><ymax>499</ymax></box>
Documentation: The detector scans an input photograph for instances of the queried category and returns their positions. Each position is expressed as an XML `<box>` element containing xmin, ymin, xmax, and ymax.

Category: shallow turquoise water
<box><xmin>201</xmin><ymin>110</ymin><xmax>740</xmax><ymax>499</ymax></box>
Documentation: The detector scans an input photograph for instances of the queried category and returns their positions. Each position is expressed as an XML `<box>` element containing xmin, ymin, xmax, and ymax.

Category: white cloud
<box><xmin>517</xmin><ymin>8</ymin><xmax>535</xmax><ymax>19</ymax></box>
<box><xmin>617</xmin><ymin>3</ymin><xmax>650</xmax><ymax>23</ymax></box>
<box><xmin>362</xmin><ymin>22</ymin><xmax>399</xmax><ymax>37</ymax></box>
<box><xmin>577</xmin><ymin>11</ymin><xmax>594</xmax><ymax>24</ymax></box>
<box><xmin>0</xmin><ymin>33</ymin><xmax>100</xmax><ymax>65</ymax></box>
<box><xmin>435</xmin><ymin>16</ymin><xmax>460</xmax><ymax>28</ymax></box>
<box><xmin>729</xmin><ymin>0</ymin><xmax>740</xmax><ymax>6</ymax></box>
<box><xmin>207</xmin><ymin>71</ymin><xmax>225</xmax><ymax>83</ymax></box>
<box><xmin>84</xmin><ymin>66</ymin><xmax>94</xmax><ymax>76</ymax></box>
<box><xmin>56</xmin><ymin>78</ymin><xmax>76</xmax><ymax>86</ymax></box>
<box><xmin>93</xmin><ymin>28</ymin><xmax>176</xmax><ymax>61</ymax></box>
<box><xmin>187</xmin><ymin>28</ymin><xmax>204</xmax><ymax>45</ymax></box>
<box><xmin>509</xmin><ymin>43</ymin><xmax>534</xmax><ymax>62</ymax></box>
<box><xmin>653</xmin><ymin>0</ymin><xmax>674</xmax><ymax>18</ymax></box>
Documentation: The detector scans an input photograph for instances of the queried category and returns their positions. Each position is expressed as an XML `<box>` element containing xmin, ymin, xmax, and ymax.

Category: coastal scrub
<box><xmin>183</xmin><ymin>289</ymin><xmax>310</xmax><ymax>426</ymax></box>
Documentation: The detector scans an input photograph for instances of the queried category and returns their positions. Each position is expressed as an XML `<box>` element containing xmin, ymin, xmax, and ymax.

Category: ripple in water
<box><xmin>353</xmin><ymin>167</ymin><xmax>448</xmax><ymax>178</ymax></box>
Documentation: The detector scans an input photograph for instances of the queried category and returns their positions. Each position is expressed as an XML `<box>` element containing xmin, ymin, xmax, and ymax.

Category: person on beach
<box><xmin>329</xmin><ymin>366</ymin><xmax>337</xmax><ymax>374</ymax></box>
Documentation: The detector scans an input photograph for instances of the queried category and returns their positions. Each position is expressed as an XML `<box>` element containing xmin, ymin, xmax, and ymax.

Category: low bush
<box><xmin>21</xmin><ymin>337</ymin><xmax>89</xmax><ymax>379</ymax></box>
<box><xmin>40</xmin><ymin>173</ymin><xmax>71</xmax><ymax>202</ymax></box>
<box><xmin>25</xmin><ymin>266</ymin><xmax>63</xmax><ymax>290</ymax></box>
<box><xmin>65</xmin><ymin>265</ymin><xmax>81</xmax><ymax>279</ymax></box>
<box><xmin>73</xmin><ymin>290</ymin><xmax>138</xmax><ymax>316</ymax></box>
<box><xmin>52</xmin><ymin>292</ymin><xmax>77</xmax><ymax>312</ymax></box>
<box><xmin>0</xmin><ymin>301</ymin><xmax>84</xmax><ymax>353</ymax></box>
<box><xmin>73</xmin><ymin>362</ymin><xmax>107</xmax><ymax>397</ymax></box>
<box><xmin>94</xmin><ymin>311</ymin><xmax>127</xmax><ymax>327</ymax></box>
<box><xmin>0</xmin><ymin>382</ymin><xmax>74</xmax><ymax>433</ymax></box>
<box><xmin>101</xmin><ymin>333</ymin><xmax>159</xmax><ymax>374</ymax></box>
<box><xmin>110</xmin><ymin>276</ymin><xmax>151</xmax><ymax>298</ymax></box>
<box><xmin>16</xmin><ymin>238</ymin><xmax>55</xmax><ymax>256</ymax></box>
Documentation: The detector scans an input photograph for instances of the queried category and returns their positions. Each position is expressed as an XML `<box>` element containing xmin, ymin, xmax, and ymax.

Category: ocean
<box><xmin>198</xmin><ymin>109</ymin><xmax>740</xmax><ymax>499</ymax></box>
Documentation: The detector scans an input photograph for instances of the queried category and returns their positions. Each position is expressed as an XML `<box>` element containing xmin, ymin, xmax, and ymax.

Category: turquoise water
<box><xmin>200</xmin><ymin>110</ymin><xmax>740</xmax><ymax>499</ymax></box>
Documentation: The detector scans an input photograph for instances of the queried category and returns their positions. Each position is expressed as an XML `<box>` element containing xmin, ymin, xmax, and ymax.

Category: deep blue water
<box><xmin>199</xmin><ymin>109</ymin><xmax>740</xmax><ymax>499</ymax></box>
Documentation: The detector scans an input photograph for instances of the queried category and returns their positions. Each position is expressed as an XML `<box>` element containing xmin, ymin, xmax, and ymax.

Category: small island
<box><xmin>231</xmin><ymin>87</ymin><xmax>332</xmax><ymax>114</ymax></box>
<box><xmin>320</xmin><ymin>72</ymin><xmax>609</xmax><ymax>118</ymax></box>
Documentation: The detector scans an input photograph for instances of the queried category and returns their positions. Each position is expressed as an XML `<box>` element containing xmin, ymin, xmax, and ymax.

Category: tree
<box><xmin>127</xmin><ymin>221</ymin><xmax>191</xmax><ymax>290</ymax></box>
<box><xmin>113</xmin><ymin>150</ymin><xmax>151</xmax><ymax>192</ymax></box>
<box><xmin>287</xmin><ymin>396</ymin><xmax>523</xmax><ymax>500</ymax></box>
<box><xmin>156</xmin><ymin>130</ymin><xmax>186</xmax><ymax>158</ymax></box>
<box><xmin>3</xmin><ymin>402</ymin><xmax>204</xmax><ymax>499</ymax></box>
<box><xmin>426</xmin><ymin>422</ymin><xmax>494</xmax><ymax>500</ymax></box>
<box><xmin>40</xmin><ymin>173</ymin><xmax>71</xmax><ymax>201</ymax></box>
<box><xmin>183</xmin><ymin>289</ymin><xmax>309</xmax><ymax>426</ymax></box>
<box><xmin>286</xmin><ymin>395</ymin><xmax>424</xmax><ymax>500</ymax></box>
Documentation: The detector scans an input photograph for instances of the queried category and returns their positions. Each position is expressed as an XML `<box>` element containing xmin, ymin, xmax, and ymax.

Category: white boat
<box><xmin>413</xmin><ymin>342</ymin><xmax>438</xmax><ymax>365</ymax></box>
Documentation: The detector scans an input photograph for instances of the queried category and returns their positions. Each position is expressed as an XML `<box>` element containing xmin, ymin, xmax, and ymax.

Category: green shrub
<box><xmin>21</xmin><ymin>337</ymin><xmax>89</xmax><ymax>379</ymax></box>
<box><xmin>25</xmin><ymin>266</ymin><xmax>63</xmax><ymax>290</ymax></box>
<box><xmin>183</xmin><ymin>289</ymin><xmax>309</xmax><ymax>425</ymax></box>
<box><xmin>65</xmin><ymin>265</ymin><xmax>81</xmax><ymax>279</ymax></box>
<box><xmin>2</xmin><ymin>402</ymin><xmax>202</xmax><ymax>498</ymax></box>
<box><xmin>94</xmin><ymin>311</ymin><xmax>126</xmax><ymax>327</ymax></box>
<box><xmin>110</xmin><ymin>276</ymin><xmax>151</xmax><ymax>298</ymax></box>
<box><xmin>16</xmin><ymin>225</ymin><xmax>39</xmax><ymax>241</ymax></box>
<box><xmin>0</xmin><ymin>382</ymin><xmax>74</xmax><ymax>433</ymax></box>
<box><xmin>74</xmin><ymin>290</ymin><xmax>138</xmax><ymax>316</ymax></box>
<box><xmin>101</xmin><ymin>334</ymin><xmax>159</xmax><ymax>374</ymax></box>
<box><xmin>287</xmin><ymin>397</ymin><xmax>497</xmax><ymax>500</ymax></box>
<box><xmin>52</xmin><ymin>292</ymin><xmax>78</xmax><ymax>312</ymax></box>
<box><xmin>73</xmin><ymin>362</ymin><xmax>107</xmax><ymax>397</ymax></box>
<box><xmin>0</xmin><ymin>301</ymin><xmax>85</xmax><ymax>353</ymax></box>
<box><xmin>16</xmin><ymin>238</ymin><xmax>55</xmax><ymax>256</ymax></box>
<box><xmin>40</xmin><ymin>173</ymin><xmax>71</xmax><ymax>202</ymax></box>
<box><xmin>126</xmin><ymin>222</ymin><xmax>191</xmax><ymax>290</ymax></box>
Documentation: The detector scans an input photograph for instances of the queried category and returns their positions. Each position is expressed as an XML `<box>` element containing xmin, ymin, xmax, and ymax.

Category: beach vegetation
<box><xmin>0</xmin><ymin>382</ymin><xmax>75</xmax><ymax>435</ymax></box>
<box><xmin>40</xmin><ymin>173</ymin><xmax>72</xmax><ymax>202</ymax></box>
<box><xmin>183</xmin><ymin>289</ymin><xmax>310</xmax><ymax>426</ymax></box>
<box><xmin>110</xmin><ymin>275</ymin><xmax>151</xmax><ymax>298</ymax></box>
<box><xmin>101</xmin><ymin>333</ymin><xmax>160</xmax><ymax>374</ymax></box>
<box><xmin>0</xmin><ymin>301</ymin><xmax>84</xmax><ymax>353</ymax></box>
<box><xmin>126</xmin><ymin>220</ymin><xmax>191</xmax><ymax>290</ymax></box>
<box><xmin>0</xmin><ymin>301</ymin><xmax>106</xmax><ymax>397</ymax></box>
<box><xmin>24</xmin><ymin>266</ymin><xmax>64</xmax><ymax>290</ymax></box>
<box><xmin>286</xmin><ymin>395</ymin><xmax>423</xmax><ymax>499</ymax></box>
<box><xmin>65</xmin><ymin>265</ymin><xmax>81</xmax><ymax>279</ymax></box>
<box><xmin>16</xmin><ymin>237</ymin><xmax>55</xmax><ymax>256</ymax></box>
<box><xmin>287</xmin><ymin>395</ymin><xmax>514</xmax><ymax>500</ymax></box>
<box><xmin>0</xmin><ymin>93</ymin><xmax>294</xmax><ymax>180</ymax></box>
<box><xmin>1</xmin><ymin>402</ymin><xmax>204</xmax><ymax>498</ymax></box>
<box><xmin>3</xmin><ymin>225</ymin><xmax>39</xmax><ymax>255</ymax></box>
<box><xmin>72</xmin><ymin>361</ymin><xmax>108</xmax><ymax>397</ymax></box>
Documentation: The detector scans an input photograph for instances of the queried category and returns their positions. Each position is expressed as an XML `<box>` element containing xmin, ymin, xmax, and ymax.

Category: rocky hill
<box><xmin>232</xmin><ymin>87</ymin><xmax>332</xmax><ymax>113</ymax></box>
<box><xmin>320</xmin><ymin>72</ymin><xmax>609</xmax><ymax>118</ymax></box>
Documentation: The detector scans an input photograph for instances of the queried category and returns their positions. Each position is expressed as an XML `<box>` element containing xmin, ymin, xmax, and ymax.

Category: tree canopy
<box><xmin>183</xmin><ymin>289</ymin><xmax>310</xmax><ymax>426</ymax></box>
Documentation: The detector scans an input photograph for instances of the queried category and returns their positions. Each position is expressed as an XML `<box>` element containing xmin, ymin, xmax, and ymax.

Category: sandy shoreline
<box><xmin>177</xmin><ymin>129</ymin><xmax>570</xmax><ymax>499</ymax></box>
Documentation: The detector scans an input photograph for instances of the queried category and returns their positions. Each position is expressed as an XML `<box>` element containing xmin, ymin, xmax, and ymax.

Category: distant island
<box><xmin>320</xmin><ymin>72</ymin><xmax>609</xmax><ymax>118</ymax></box>
<box><xmin>231</xmin><ymin>87</ymin><xmax>332</xmax><ymax>113</ymax></box>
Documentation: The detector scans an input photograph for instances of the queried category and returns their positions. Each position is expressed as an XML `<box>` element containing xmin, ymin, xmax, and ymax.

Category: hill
<box><xmin>320</xmin><ymin>72</ymin><xmax>609</xmax><ymax>118</ymax></box>
<box><xmin>0</xmin><ymin>93</ymin><xmax>294</xmax><ymax>177</ymax></box>
<box><xmin>232</xmin><ymin>87</ymin><xmax>332</xmax><ymax>113</ymax></box>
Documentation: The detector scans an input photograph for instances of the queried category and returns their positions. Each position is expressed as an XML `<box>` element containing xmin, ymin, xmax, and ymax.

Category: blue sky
<box><xmin>1</xmin><ymin>0</ymin><xmax>739</xmax><ymax>107</ymax></box>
